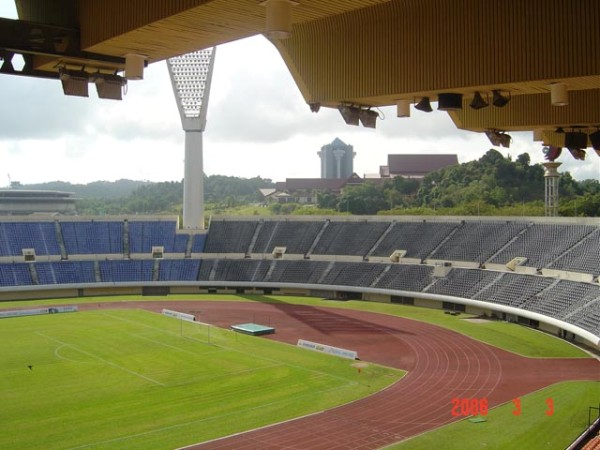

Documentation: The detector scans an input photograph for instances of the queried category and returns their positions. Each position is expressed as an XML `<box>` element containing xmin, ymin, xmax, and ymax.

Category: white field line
<box><xmin>37</xmin><ymin>331</ymin><xmax>165</xmax><ymax>386</ymax></box>
<box><xmin>102</xmin><ymin>311</ymin><xmax>360</xmax><ymax>385</ymax></box>
<box><xmin>54</xmin><ymin>344</ymin><xmax>99</xmax><ymax>365</ymax></box>
<box><xmin>56</xmin><ymin>311</ymin><xmax>383</xmax><ymax>450</ymax></box>
<box><xmin>64</xmin><ymin>383</ymin><xmax>353</xmax><ymax>450</ymax></box>
<box><xmin>100</xmin><ymin>311</ymin><xmax>218</xmax><ymax>346</ymax></box>
<box><xmin>129</xmin><ymin>332</ymin><xmax>225</xmax><ymax>358</ymax></box>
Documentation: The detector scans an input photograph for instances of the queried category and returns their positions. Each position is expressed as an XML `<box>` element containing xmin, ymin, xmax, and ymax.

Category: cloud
<box><xmin>0</xmin><ymin>76</ymin><xmax>94</xmax><ymax>140</ymax></box>
<box><xmin>0</xmin><ymin>29</ymin><xmax>596</xmax><ymax>185</ymax></box>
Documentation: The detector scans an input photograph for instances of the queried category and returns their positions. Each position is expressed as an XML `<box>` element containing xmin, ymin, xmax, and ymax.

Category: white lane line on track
<box><xmin>37</xmin><ymin>331</ymin><xmax>165</xmax><ymax>386</ymax></box>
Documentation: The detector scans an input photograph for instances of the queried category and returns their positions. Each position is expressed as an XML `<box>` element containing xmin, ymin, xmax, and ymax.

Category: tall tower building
<box><xmin>318</xmin><ymin>138</ymin><xmax>355</xmax><ymax>179</ymax></box>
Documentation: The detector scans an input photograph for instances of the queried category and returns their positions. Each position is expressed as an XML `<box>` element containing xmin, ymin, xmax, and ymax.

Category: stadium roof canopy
<box><xmin>2</xmin><ymin>0</ymin><xmax>600</xmax><ymax>146</ymax></box>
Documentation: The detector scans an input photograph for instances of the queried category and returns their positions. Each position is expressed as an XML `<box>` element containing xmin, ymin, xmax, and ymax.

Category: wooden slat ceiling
<box><xmin>13</xmin><ymin>0</ymin><xmax>600</xmax><ymax>139</ymax></box>
<box><xmin>78</xmin><ymin>0</ymin><xmax>389</xmax><ymax>61</ymax></box>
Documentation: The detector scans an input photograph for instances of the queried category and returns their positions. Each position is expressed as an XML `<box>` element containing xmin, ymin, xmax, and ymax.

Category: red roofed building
<box><xmin>269</xmin><ymin>173</ymin><xmax>365</xmax><ymax>204</ymax></box>
<box><xmin>380</xmin><ymin>154</ymin><xmax>458</xmax><ymax>179</ymax></box>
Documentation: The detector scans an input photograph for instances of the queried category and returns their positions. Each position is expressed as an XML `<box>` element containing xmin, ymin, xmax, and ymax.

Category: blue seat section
<box><xmin>174</xmin><ymin>234</ymin><xmax>190</xmax><ymax>253</ymax></box>
<box><xmin>61</xmin><ymin>221</ymin><xmax>123</xmax><ymax>255</ymax></box>
<box><xmin>320</xmin><ymin>262</ymin><xmax>387</xmax><ymax>287</ymax></box>
<box><xmin>370</xmin><ymin>221</ymin><xmax>459</xmax><ymax>259</ymax></box>
<box><xmin>99</xmin><ymin>260</ymin><xmax>154</xmax><ymax>282</ymax></box>
<box><xmin>0</xmin><ymin>263</ymin><xmax>33</xmax><ymax>286</ymax></box>
<box><xmin>35</xmin><ymin>261</ymin><xmax>97</xmax><ymax>284</ymax></box>
<box><xmin>311</xmin><ymin>221</ymin><xmax>389</xmax><ymax>256</ymax></box>
<box><xmin>521</xmin><ymin>280</ymin><xmax>600</xmax><ymax>320</ymax></box>
<box><xmin>0</xmin><ymin>222</ymin><xmax>60</xmax><ymax>256</ymax></box>
<box><xmin>191</xmin><ymin>234</ymin><xmax>207</xmax><ymax>253</ymax></box>
<box><xmin>549</xmin><ymin>229</ymin><xmax>600</xmax><ymax>276</ymax></box>
<box><xmin>128</xmin><ymin>220</ymin><xmax>180</xmax><ymax>253</ymax></box>
<box><xmin>203</xmin><ymin>221</ymin><xmax>258</xmax><ymax>253</ymax></box>
<box><xmin>198</xmin><ymin>259</ymin><xmax>270</xmax><ymax>282</ymax></box>
<box><xmin>489</xmin><ymin>224</ymin><xmax>596</xmax><ymax>269</ymax></box>
<box><xmin>267</xmin><ymin>260</ymin><xmax>331</xmax><ymax>284</ymax></box>
<box><xmin>569</xmin><ymin>297</ymin><xmax>600</xmax><ymax>336</ymax></box>
<box><xmin>158</xmin><ymin>259</ymin><xmax>201</xmax><ymax>281</ymax></box>
<box><xmin>426</xmin><ymin>268</ymin><xmax>500</xmax><ymax>298</ymax></box>
<box><xmin>429</xmin><ymin>222</ymin><xmax>528</xmax><ymax>263</ymax></box>
<box><xmin>372</xmin><ymin>264</ymin><xmax>434</xmax><ymax>292</ymax></box>
<box><xmin>474</xmin><ymin>272</ymin><xmax>554</xmax><ymax>307</ymax></box>
<box><xmin>251</xmin><ymin>220</ymin><xmax>323</xmax><ymax>255</ymax></box>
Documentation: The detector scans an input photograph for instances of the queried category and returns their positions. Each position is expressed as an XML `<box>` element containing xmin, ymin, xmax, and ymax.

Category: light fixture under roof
<box><xmin>550</xmin><ymin>82</ymin><xmax>568</xmax><ymax>106</ymax></box>
<box><xmin>437</xmin><ymin>93</ymin><xmax>463</xmax><ymax>111</ymax></box>
<box><xmin>59</xmin><ymin>68</ymin><xmax>89</xmax><ymax>97</ymax></box>
<box><xmin>338</xmin><ymin>105</ymin><xmax>360</xmax><ymax>126</ymax></box>
<box><xmin>485</xmin><ymin>130</ymin><xmax>512</xmax><ymax>148</ymax></box>
<box><xmin>359</xmin><ymin>109</ymin><xmax>379</xmax><ymax>128</ymax></box>
<box><xmin>564</xmin><ymin>131</ymin><xmax>588</xmax><ymax>150</ymax></box>
<box><xmin>414</xmin><ymin>97</ymin><xmax>433</xmax><ymax>113</ymax></box>
<box><xmin>492</xmin><ymin>90</ymin><xmax>510</xmax><ymax>107</ymax></box>
<box><xmin>124</xmin><ymin>53</ymin><xmax>146</xmax><ymax>80</ymax></box>
<box><xmin>589</xmin><ymin>129</ymin><xmax>600</xmax><ymax>152</ymax></box>
<box><xmin>469</xmin><ymin>91</ymin><xmax>488</xmax><ymax>110</ymax></box>
<box><xmin>566</xmin><ymin>148</ymin><xmax>586</xmax><ymax>160</ymax></box>
<box><xmin>94</xmin><ymin>73</ymin><xmax>127</xmax><ymax>100</ymax></box>
<box><xmin>396</xmin><ymin>99</ymin><xmax>410</xmax><ymax>117</ymax></box>
<box><xmin>260</xmin><ymin>0</ymin><xmax>298</xmax><ymax>39</ymax></box>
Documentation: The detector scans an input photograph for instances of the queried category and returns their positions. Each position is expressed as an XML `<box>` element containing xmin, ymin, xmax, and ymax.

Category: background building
<box><xmin>380</xmin><ymin>154</ymin><xmax>458</xmax><ymax>179</ymax></box>
<box><xmin>318</xmin><ymin>138</ymin><xmax>355</xmax><ymax>179</ymax></box>
<box><xmin>270</xmin><ymin>174</ymin><xmax>364</xmax><ymax>204</ymax></box>
<box><xmin>0</xmin><ymin>190</ymin><xmax>77</xmax><ymax>215</ymax></box>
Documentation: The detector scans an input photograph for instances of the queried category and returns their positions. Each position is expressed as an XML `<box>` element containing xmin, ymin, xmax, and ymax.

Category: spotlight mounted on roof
<box><xmin>437</xmin><ymin>93</ymin><xmax>463</xmax><ymax>111</ymax></box>
<box><xmin>359</xmin><ymin>108</ymin><xmax>379</xmax><ymax>128</ymax></box>
<box><xmin>485</xmin><ymin>129</ymin><xmax>512</xmax><ymax>148</ymax></box>
<box><xmin>309</xmin><ymin>102</ymin><xmax>321</xmax><ymax>113</ymax></box>
<box><xmin>564</xmin><ymin>131</ymin><xmax>588</xmax><ymax>151</ymax></box>
<box><xmin>59</xmin><ymin>67</ymin><xmax>89</xmax><ymax>97</ymax></box>
<box><xmin>92</xmin><ymin>73</ymin><xmax>127</xmax><ymax>100</ymax></box>
<box><xmin>414</xmin><ymin>97</ymin><xmax>433</xmax><ymax>113</ymax></box>
<box><xmin>59</xmin><ymin>67</ymin><xmax>127</xmax><ymax>100</ymax></box>
<box><xmin>492</xmin><ymin>90</ymin><xmax>511</xmax><ymax>107</ymax></box>
<box><xmin>338</xmin><ymin>105</ymin><xmax>360</xmax><ymax>126</ymax></box>
<box><xmin>588</xmin><ymin>129</ymin><xmax>600</xmax><ymax>155</ymax></box>
<box><xmin>566</xmin><ymin>148</ymin><xmax>586</xmax><ymax>160</ymax></box>
<box><xmin>338</xmin><ymin>104</ymin><xmax>380</xmax><ymax>128</ymax></box>
<box><xmin>469</xmin><ymin>91</ymin><xmax>489</xmax><ymax>110</ymax></box>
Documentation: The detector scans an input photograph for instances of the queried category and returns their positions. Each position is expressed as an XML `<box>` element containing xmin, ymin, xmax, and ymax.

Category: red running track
<box><xmin>83</xmin><ymin>301</ymin><xmax>599</xmax><ymax>449</ymax></box>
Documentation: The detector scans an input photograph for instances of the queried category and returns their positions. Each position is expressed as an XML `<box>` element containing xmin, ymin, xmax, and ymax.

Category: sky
<box><xmin>0</xmin><ymin>3</ymin><xmax>598</xmax><ymax>187</ymax></box>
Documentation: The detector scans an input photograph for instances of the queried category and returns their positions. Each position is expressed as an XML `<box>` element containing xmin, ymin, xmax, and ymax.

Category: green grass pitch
<box><xmin>0</xmin><ymin>309</ymin><xmax>403</xmax><ymax>450</ymax></box>
<box><xmin>387</xmin><ymin>381</ymin><xmax>599</xmax><ymax>450</ymax></box>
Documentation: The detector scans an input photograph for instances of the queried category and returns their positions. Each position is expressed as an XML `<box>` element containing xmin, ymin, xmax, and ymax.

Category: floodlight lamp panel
<box><xmin>60</xmin><ymin>70</ymin><xmax>89</xmax><ymax>97</ymax></box>
<box><xmin>168</xmin><ymin>48</ymin><xmax>216</xmax><ymax>119</ymax></box>
<box><xmin>359</xmin><ymin>109</ymin><xmax>378</xmax><ymax>128</ymax></box>
<box><xmin>338</xmin><ymin>105</ymin><xmax>360</xmax><ymax>126</ymax></box>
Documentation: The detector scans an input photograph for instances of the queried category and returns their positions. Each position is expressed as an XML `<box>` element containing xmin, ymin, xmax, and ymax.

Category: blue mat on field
<box><xmin>230</xmin><ymin>323</ymin><xmax>275</xmax><ymax>336</ymax></box>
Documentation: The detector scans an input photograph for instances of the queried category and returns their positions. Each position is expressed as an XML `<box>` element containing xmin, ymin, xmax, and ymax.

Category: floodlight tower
<box><xmin>543</xmin><ymin>161</ymin><xmax>561</xmax><ymax>217</ymax></box>
<box><xmin>167</xmin><ymin>48</ymin><xmax>216</xmax><ymax>229</ymax></box>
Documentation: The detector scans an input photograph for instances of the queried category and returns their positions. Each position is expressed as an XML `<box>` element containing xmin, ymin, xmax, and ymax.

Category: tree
<box><xmin>339</xmin><ymin>183</ymin><xmax>387</xmax><ymax>215</ymax></box>
<box><xmin>317</xmin><ymin>190</ymin><xmax>338</xmax><ymax>209</ymax></box>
